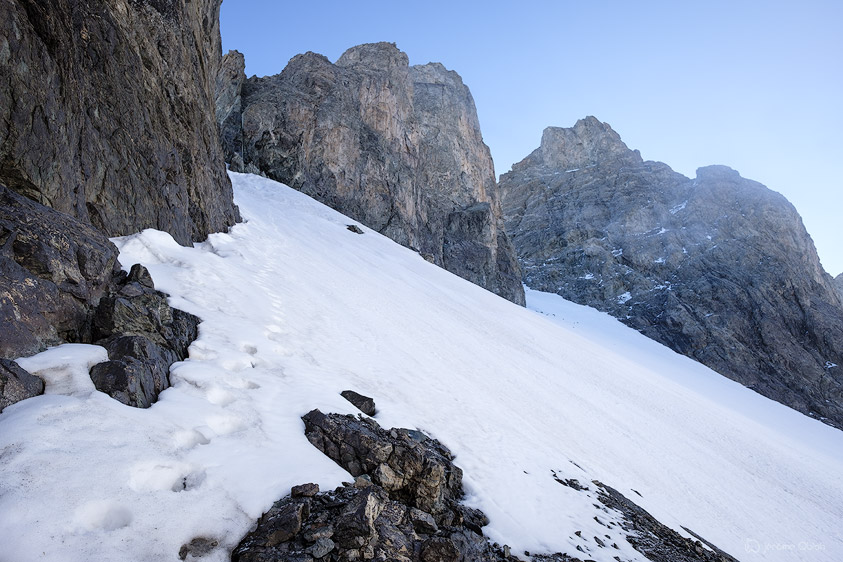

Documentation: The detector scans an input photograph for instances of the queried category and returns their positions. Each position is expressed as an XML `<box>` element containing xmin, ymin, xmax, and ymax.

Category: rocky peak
<box><xmin>524</xmin><ymin>117</ymin><xmax>642</xmax><ymax>172</ymax></box>
<box><xmin>336</xmin><ymin>41</ymin><xmax>409</xmax><ymax>72</ymax></box>
<box><xmin>215</xmin><ymin>43</ymin><xmax>525</xmax><ymax>305</ymax></box>
<box><xmin>501</xmin><ymin>117</ymin><xmax>843</xmax><ymax>427</ymax></box>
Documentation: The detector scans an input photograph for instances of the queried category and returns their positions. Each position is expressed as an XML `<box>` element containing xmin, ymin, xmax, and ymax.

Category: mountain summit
<box><xmin>215</xmin><ymin>43</ymin><xmax>524</xmax><ymax>305</ymax></box>
<box><xmin>500</xmin><ymin>117</ymin><xmax>843</xmax><ymax>426</ymax></box>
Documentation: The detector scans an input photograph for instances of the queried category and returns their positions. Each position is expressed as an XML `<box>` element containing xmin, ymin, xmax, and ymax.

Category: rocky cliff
<box><xmin>500</xmin><ymin>116</ymin><xmax>843</xmax><ymax>427</ymax></box>
<box><xmin>835</xmin><ymin>273</ymin><xmax>843</xmax><ymax>301</ymax></box>
<box><xmin>1</xmin><ymin>0</ymin><xmax>239</xmax><ymax>244</ymax></box>
<box><xmin>215</xmin><ymin>43</ymin><xmax>524</xmax><ymax>305</ymax></box>
<box><xmin>1</xmin><ymin>0</ymin><xmax>238</xmax><ymax>408</ymax></box>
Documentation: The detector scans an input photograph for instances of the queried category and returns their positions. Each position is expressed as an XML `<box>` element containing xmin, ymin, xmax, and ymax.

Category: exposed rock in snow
<box><xmin>89</xmin><ymin>263</ymin><xmax>200</xmax><ymax>408</ymax></box>
<box><xmin>340</xmin><ymin>390</ymin><xmax>377</xmax><ymax>416</ymax></box>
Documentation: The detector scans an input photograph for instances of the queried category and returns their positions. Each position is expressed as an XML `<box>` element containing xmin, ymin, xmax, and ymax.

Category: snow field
<box><xmin>0</xmin><ymin>171</ymin><xmax>841</xmax><ymax>561</ymax></box>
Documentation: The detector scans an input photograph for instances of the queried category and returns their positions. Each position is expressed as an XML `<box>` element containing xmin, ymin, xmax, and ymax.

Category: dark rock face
<box><xmin>834</xmin><ymin>273</ymin><xmax>843</xmax><ymax>302</ymax></box>
<box><xmin>0</xmin><ymin>183</ymin><xmax>120</xmax><ymax>359</ymax></box>
<box><xmin>501</xmin><ymin>116</ymin><xmax>843</xmax><ymax>427</ymax></box>
<box><xmin>1</xmin><ymin>0</ymin><xmax>239</xmax><ymax>244</ymax></box>
<box><xmin>0</xmin><ymin>358</ymin><xmax>44</xmax><ymax>412</ymax></box>
<box><xmin>90</xmin><ymin>264</ymin><xmax>200</xmax><ymax>408</ymax></box>
<box><xmin>215</xmin><ymin>42</ymin><xmax>524</xmax><ymax>305</ymax></box>
<box><xmin>215</xmin><ymin>49</ymin><xmax>246</xmax><ymax>169</ymax></box>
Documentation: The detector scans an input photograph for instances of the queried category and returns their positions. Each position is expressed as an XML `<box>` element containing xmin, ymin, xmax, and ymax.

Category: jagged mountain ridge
<box><xmin>214</xmin><ymin>43</ymin><xmax>524</xmax><ymax>305</ymax></box>
<box><xmin>500</xmin><ymin>116</ymin><xmax>843</xmax><ymax>427</ymax></box>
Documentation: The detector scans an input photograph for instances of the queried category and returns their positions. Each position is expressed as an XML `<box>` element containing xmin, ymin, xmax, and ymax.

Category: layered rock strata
<box><xmin>215</xmin><ymin>43</ymin><xmax>524</xmax><ymax>305</ymax></box>
<box><xmin>501</xmin><ymin>116</ymin><xmax>843</xmax><ymax>427</ymax></box>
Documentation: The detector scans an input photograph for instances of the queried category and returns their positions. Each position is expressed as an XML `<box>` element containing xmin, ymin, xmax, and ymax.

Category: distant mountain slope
<box><xmin>2</xmin><ymin>172</ymin><xmax>841</xmax><ymax>562</ymax></box>
<box><xmin>214</xmin><ymin>43</ymin><xmax>524</xmax><ymax>305</ymax></box>
<box><xmin>500</xmin><ymin>117</ymin><xmax>843</xmax><ymax>427</ymax></box>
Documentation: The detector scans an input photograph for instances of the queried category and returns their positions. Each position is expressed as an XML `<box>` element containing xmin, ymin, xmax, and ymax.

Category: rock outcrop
<box><xmin>835</xmin><ymin>273</ymin><xmax>843</xmax><ymax>302</ymax></box>
<box><xmin>90</xmin><ymin>264</ymin><xmax>200</xmax><ymax>408</ymax></box>
<box><xmin>0</xmin><ymin>183</ymin><xmax>120</xmax><ymax>359</ymax></box>
<box><xmin>233</xmin><ymin>410</ymin><xmax>737</xmax><ymax>562</ymax></box>
<box><xmin>501</xmin><ymin>117</ymin><xmax>843</xmax><ymax>427</ymax></box>
<box><xmin>1</xmin><ymin>0</ymin><xmax>239</xmax><ymax>244</ymax></box>
<box><xmin>215</xmin><ymin>43</ymin><xmax>524</xmax><ymax>305</ymax></box>
<box><xmin>0</xmin><ymin>358</ymin><xmax>44</xmax><ymax>413</ymax></box>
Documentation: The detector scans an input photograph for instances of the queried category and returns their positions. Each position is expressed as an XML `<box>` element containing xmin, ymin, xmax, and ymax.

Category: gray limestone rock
<box><xmin>215</xmin><ymin>49</ymin><xmax>246</xmax><ymax>170</ymax></box>
<box><xmin>0</xmin><ymin>0</ymin><xmax>239</xmax><ymax>244</ymax></box>
<box><xmin>0</xmin><ymin>358</ymin><xmax>44</xmax><ymax>412</ymax></box>
<box><xmin>834</xmin><ymin>273</ymin><xmax>843</xmax><ymax>301</ymax></box>
<box><xmin>215</xmin><ymin>43</ymin><xmax>524</xmax><ymax>305</ymax></box>
<box><xmin>501</xmin><ymin>116</ymin><xmax>843</xmax><ymax>427</ymax></box>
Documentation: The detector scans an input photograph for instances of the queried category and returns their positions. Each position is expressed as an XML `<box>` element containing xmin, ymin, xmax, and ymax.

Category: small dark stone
<box><xmin>265</xmin><ymin>502</ymin><xmax>306</xmax><ymax>546</ymax></box>
<box><xmin>409</xmin><ymin>507</ymin><xmax>438</xmax><ymax>535</ymax></box>
<box><xmin>307</xmin><ymin>537</ymin><xmax>335</xmax><ymax>558</ymax></box>
<box><xmin>292</xmin><ymin>483</ymin><xmax>320</xmax><ymax>498</ymax></box>
<box><xmin>340</xmin><ymin>390</ymin><xmax>376</xmax><ymax>416</ymax></box>
<box><xmin>346</xmin><ymin>225</ymin><xmax>364</xmax><ymax>234</ymax></box>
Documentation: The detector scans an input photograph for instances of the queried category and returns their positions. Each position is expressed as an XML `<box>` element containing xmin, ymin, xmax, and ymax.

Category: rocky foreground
<box><xmin>500</xmin><ymin>117</ymin><xmax>843</xmax><ymax>427</ymax></box>
<box><xmin>229</xmin><ymin>397</ymin><xmax>736</xmax><ymax>562</ymax></box>
<box><xmin>214</xmin><ymin>43</ymin><xmax>524</xmax><ymax>305</ymax></box>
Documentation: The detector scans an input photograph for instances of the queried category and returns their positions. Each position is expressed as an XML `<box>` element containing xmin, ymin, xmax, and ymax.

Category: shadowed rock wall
<box><xmin>0</xmin><ymin>0</ymin><xmax>240</xmax><ymax>244</ymax></box>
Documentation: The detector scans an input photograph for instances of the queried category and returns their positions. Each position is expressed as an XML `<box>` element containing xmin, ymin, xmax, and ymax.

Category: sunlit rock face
<box><xmin>501</xmin><ymin>116</ymin><xmax>843</xmax><ymax>427</ymax></box>
<box><xmin>215</xmin><ymin>43</ymin><xmax>524</xmax><ymax>305</ymax></box>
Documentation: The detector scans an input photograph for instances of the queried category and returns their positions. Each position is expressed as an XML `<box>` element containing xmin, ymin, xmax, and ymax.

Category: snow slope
<box><xmin>1</xmin><ymin>171</ymin><xmax>841</xmax><ymax>562</ymax></box>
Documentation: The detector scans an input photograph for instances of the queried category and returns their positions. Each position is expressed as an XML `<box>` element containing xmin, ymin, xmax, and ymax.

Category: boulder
<box><xmin>0</xmin><ymin>358</ymin><xmax>44</xmax><ymax>412</ymax></box>
<box><xmin>340</xmin><ymin>390</ymin><xmax>376</xmax><ymax>416</ymax></box>
<box><xmin>90</xmin><ymin>264</ymin><xmax>200</xmax><ymax>408</ymax></box>
<box><xmin>0</xmin><ymin>183</ymin><xmax>120</xmax><ymax>359</ymax></box>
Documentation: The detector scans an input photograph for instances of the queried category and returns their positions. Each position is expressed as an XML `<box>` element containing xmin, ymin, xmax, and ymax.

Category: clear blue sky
<box><xmin>221</xmin><ymin>0</ymin><xmax>843</xmax><ymax>275</ymax></box>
